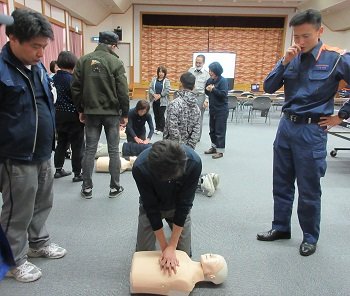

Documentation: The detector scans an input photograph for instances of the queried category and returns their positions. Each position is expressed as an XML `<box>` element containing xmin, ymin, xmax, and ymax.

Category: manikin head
<box><xmin>200</xmin><ymin>253</ymin><xmax>228</xmax><ymax>284</ymax></box>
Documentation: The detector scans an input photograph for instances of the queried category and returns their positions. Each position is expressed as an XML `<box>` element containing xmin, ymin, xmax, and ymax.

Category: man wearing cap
<box><xmin>72</xmin><ymin>31</ymin><xmax>129</xmax><ymax>199</ymax></box>
<box><xmin>0</xmin><ymin>9</ymin><xmax>67</xmax><ymax>282</ymax></box>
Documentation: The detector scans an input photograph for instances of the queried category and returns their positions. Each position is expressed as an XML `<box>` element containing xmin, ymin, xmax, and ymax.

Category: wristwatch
<box><xmin>338</xmin><ymin>110</ymin><xmax>349</xmax><ymax>120</ymax></box>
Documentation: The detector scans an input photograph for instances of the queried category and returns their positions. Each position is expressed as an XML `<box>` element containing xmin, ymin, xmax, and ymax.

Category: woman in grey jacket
<box><xmin>148</xmin><ymin>66</ymin><xmax>170</xmax><ymax>134</ymax></box>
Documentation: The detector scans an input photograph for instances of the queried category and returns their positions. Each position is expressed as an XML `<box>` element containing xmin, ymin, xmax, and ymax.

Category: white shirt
<box><xmin>188</xmin><ymin>67</ymin><xmax>210</xmax><ymax>95</ymax></box>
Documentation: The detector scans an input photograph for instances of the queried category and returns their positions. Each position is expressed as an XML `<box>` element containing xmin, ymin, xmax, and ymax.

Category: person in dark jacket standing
<box><xmin>126</xmin><ymin>99</ymin><xmax>154</xmax><ymax>144</ymax></box>
<box><xmin>132</xmin><ymin>140</ymin><xmax>202</xmax><ymax>275</ymax></box>
<box><xmin>0</xmin><ymin>9</ymin><xmax>67</xmax><ymax>283</ymax></box>
<box><xmin>71</xmin><ymin>31</ymin><xmax>130</xmax><ymax>199</ymax></box>
<box><xmin>204</xmin><ymin>62</ymin><xmax>229</xmax><ymax>159</ymax></box>
<box><xmin>53</xmin><ymin>51</ymin><xmax>84</xmax><ymax>182</ymax></box>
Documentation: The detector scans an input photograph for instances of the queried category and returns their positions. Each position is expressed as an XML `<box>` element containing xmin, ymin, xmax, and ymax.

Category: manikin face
<box><xmin>9</xmin><ymin>35</ymin><xmax>50</xmax><ymax>65</ymax></box>
<box><xmin>195</xmin><ymin>56</ymin><xmax>204</xmax><ymax>70</ymax></box>
<box><xmin>292</xmin><ymin>22</ymin><xmax>323</xmax><ymax>53</ymax></box>
<box><xmin>200</xmin><ymin>254</ymin><xmax>228</xmax><ymax>284</ymax></box>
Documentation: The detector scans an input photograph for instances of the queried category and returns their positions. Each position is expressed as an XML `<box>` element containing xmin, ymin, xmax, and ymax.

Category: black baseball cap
<box><xmin>99</xmin><ymin>31</ymin><xmax>119</xmax><ymax>47</ymax></box>
<box><xmin>0</xmin><ymin>13</ymin><xmax>14</xmax><ymax>25</ymax></box>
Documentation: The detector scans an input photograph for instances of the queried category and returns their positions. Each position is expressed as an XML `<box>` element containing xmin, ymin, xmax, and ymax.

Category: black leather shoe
<box><xmin>257</xmin><ymin>229</ymin><xmax>291</xmax><ymax>241</ymax></box>
<box><xmin>299</xmin><ymin>242</ymin><xmax>317</xmax><ymax>256</ymax></box>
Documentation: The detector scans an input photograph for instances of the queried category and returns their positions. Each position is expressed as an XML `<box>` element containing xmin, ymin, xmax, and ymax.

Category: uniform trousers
<box><xmin>272</xmin><ymin>116</ymin><xmax>327</xmax><ymax>244</ymax></box>
<box><xmin>209</xmin><ymin>110</ymin><xmax>229</xmax><ymax>152</ymax></box>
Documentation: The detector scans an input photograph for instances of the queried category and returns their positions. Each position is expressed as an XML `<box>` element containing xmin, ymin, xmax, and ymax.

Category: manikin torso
<box><xmin>130</xmin><ymin>250</ymin><xmax>227</xmax><ymax>296</ymax></box>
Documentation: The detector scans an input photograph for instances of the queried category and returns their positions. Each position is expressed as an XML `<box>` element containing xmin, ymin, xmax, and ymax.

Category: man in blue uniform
<box><xmin>132</xmin><ymin>140</ymin><xmax>202</xmax><ymax>275</ymax></box>
<box><xmin>257</xmin><ymin>9</ymin><xmax>350</xmax><ymax>256</ymax></box>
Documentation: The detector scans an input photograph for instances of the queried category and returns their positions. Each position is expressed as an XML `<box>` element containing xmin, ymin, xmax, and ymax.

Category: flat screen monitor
<box><xmin>251</xmin><ymin>83</ymin><xmax>260</xmax><ymax>92</ymax></box>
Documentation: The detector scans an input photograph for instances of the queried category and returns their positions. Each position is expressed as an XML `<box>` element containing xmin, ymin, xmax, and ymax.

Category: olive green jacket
<box><xmin>71</xmin><ymin>44</ymin><xmax>129</xmax><ymax>117</ymax></box>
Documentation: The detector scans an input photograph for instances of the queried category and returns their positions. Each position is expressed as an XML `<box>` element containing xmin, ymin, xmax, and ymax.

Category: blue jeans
<box><xmin>82</xmin><ymin>115</ymin><xmax>121</xmax><ymax>190</ymax></box>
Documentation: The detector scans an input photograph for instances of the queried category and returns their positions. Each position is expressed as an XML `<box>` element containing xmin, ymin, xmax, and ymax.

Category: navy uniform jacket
<box><xmin>0</xmin><ymin>43</ymin><xmax>55</xmax><ymax>162</ymax></box>
<box><xmin>264</xmin><ymin>41</ymin><xmax>350</xmax><ymax>117</ymax></box>
<box><xmin>132</xmin><ymin>145</ymin><xmax>202</xmax><ymax>231</ymax></box>
<box><xmin>205</xmin><ymin>76</ymin><xmax>228</xmax><ymax>114</ymax></box>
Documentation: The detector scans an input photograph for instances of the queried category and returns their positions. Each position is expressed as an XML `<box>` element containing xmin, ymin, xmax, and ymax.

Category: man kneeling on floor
<box><xmin>132</xmin><ymin>140</ymin><xmax>201</xmax><ymax>267</ymax></box>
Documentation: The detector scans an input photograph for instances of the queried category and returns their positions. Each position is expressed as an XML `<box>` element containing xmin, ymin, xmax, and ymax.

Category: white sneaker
<box><xmin>28</xmin><ymin>243</ymin><xmax>67</xmax><ymax>259</ymax></box>
<box><xmin>6</xmin><ymin>261</ymin><xmax>42</xmax><ymax>283</ymax></box>
<box><xmin>201</xmin><ymin>174</ymin><xmax>215</xmax><ymax>197</ymax></box>
<box><xmin>209</xmin><ymin>173</ymin><xmax>220</xmax><ymax>189</ymax></box>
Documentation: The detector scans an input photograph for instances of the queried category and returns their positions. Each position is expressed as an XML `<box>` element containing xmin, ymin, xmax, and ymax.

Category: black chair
<box><xmin>240</xmin><ymin>93</ymin><xmax>255</xmax><ymax>110</ymax></box>
<box><xmin>272</xmin><ymin>93</ymin><xmax>285</xmax><ymax>111</ymax></box>
<box><xmin>248</xmin><ymin>96</ymin><xmax>272</xmax><ymax>124</ymax></box>
<box><xmin>229</xmin><ymin>90</ymin><xmax>244</xmax><ymax>96</ymax></box>
<box><xmin>240</xmin><ymin>92</ymin><xmax>254</xmax><ymax>97</ymax></box>
<box><xmin>227</xmin><ymin>95</ymin><xmax>240</xmax><ymax>122</ymax></box>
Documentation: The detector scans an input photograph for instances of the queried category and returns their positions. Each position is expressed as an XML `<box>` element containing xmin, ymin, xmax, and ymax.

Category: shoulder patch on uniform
<box><xmin>316</xmin><ymin>44</ymin><xmax>346</xmax><ymax>61</ymax></box>
<box><xmin>324</xmin><ymin>44</ymin><xmax>346</xmax><ymax>54</ymax></box>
